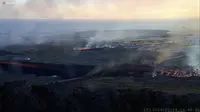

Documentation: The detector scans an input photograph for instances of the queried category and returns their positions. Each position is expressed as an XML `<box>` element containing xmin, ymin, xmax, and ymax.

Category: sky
<box><xmin>0</xmin><ymin>0</ymin><xmax>199</xmax><ymax>19</ymax></box>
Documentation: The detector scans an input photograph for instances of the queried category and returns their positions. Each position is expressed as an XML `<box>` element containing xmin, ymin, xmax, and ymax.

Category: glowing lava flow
<box><xmin>0</xmin><ymin>61</ymin><xmax>38</xmax><ymax>68</ymax></box>
<box><xmin>2</xmin><ymin>1</ymin><xmax>6</xmax><ymax>5</ymax></box>
<box><xmin>156</xmin><ymin>68</ymin><xmax>200</xmax><ymax>78</ymax></box>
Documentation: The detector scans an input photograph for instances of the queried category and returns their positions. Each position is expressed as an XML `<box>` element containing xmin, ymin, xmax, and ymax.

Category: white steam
<box><xmin>186</xmin><ymin>34</ymin><xmax>200</xmax><ymax>72</ymax></box>
<box><xmin>85</xmin><ymin>30</ymin><xmax>125</xmax><ymax>48</ymax></box>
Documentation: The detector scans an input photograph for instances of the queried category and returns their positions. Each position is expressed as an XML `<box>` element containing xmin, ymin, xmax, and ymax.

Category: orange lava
<box><xmin>157</xmin><ymin>68</ymin><xmax>200</xmax><ymax>77</ymax></box>
<box><xmin>0</xmin><ymin>61</ymin><xmax>38</xmax><ymax>68</ymax></box>
<box><xmin>74</xmin><ymin>48</ymin><xmax>91</xmax><ymax>51</ymax></box>
<box><xmin>2</xmin><ymin>2</ymin><xmax>6</xmax><ymax>5</ymax></box>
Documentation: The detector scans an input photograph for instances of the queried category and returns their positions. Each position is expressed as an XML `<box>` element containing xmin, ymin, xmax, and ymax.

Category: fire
<box><xmin>156</xmin><ymin>68</ymin><xmax>200</xmax><ymax>78</ymax></box>
<box><xmin>2</xmin><ymin>1</ymin><xmax>6</xmax><ymax>5</ymax></box>
<box><xmin>73</xmin><ymin>47</ymin><xmax>90</xmax><ymax>51</ymax></box>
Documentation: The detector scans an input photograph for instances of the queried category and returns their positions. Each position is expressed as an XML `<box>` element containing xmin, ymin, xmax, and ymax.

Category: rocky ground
<box><xmin>1</xmin><ymin>78</ymin><xmax>200</xmax><ymax>112</ymax></box>
<box><xmin>0</xmin><ymin>30</ymin><xmax>199</xmax><ymax>111</ymax></box>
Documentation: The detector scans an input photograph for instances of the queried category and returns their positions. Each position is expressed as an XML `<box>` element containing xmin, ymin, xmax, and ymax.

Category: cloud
<box><xmin>0</xmin><ymin>0</ymin><xmax>199</xmax><ymax>19</ymax></box>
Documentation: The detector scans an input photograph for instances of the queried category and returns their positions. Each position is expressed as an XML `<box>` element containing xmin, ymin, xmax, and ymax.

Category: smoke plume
<box><xmin>186</xmin><ymin>33</ymin><xmax>200</xmax><ymax>73</ymax></box>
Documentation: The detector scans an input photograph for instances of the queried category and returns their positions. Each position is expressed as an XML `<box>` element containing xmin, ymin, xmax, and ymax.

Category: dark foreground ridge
<box><xmin>0</xmin><ymin>81</ymin><xmax>200</xmax><ymax>112</ymax></box>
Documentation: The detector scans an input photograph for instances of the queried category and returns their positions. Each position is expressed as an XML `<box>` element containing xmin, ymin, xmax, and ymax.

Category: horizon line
<box><xmin>0</xmin><ymin>18</ymin><xmax>199</xmax><ymax>21</ymax></box>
